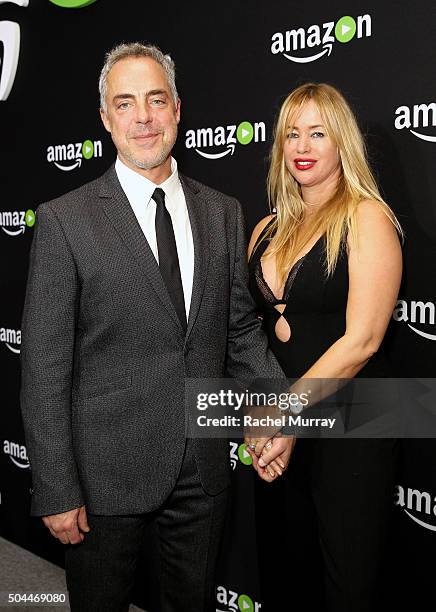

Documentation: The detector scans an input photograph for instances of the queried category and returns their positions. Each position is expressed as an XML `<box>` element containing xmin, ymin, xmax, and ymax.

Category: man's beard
<box><xmin>124</xmin><ymin>130</ymin><xmax>177</xmax><ymax>171</ymax></box>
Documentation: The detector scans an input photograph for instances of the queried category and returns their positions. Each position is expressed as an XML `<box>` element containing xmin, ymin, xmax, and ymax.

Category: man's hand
<box><xmin>244</xmin><ymin>405</ymin><xmax>283</xmax><ymax>459</ymax></box>
<box><xmin>247</xmin><ymin>434</ymin><xmax>296</xmax><ymax>482</ymax></box>
<box><xmin>42</xmin><ymin>505</ymin><xmax>90</xmax><ymax>545</ymax></box>
<box><xmin>244</xmin><ymin>435</ymin><xmax>276</xmax><ymax>460</ymax></box>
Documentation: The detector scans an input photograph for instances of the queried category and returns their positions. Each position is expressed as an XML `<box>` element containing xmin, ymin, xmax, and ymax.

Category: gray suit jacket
<box><xmin>20</xmin><ymin>165</ymin><xmax>284</xmax><ymax>517</ymax></box>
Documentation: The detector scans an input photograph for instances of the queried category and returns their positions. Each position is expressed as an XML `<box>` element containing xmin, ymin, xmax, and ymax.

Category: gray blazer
<box><xmin>20</xmin><ymin>165</ymin><xmax>283</xmax><ymax>517</ymax></box>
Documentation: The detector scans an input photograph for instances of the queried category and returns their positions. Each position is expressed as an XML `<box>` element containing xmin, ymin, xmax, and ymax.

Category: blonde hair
<box><xmin>265</xmin><ymin>83</ymin><xmax>402</xmax><ymax>282</ymax></box>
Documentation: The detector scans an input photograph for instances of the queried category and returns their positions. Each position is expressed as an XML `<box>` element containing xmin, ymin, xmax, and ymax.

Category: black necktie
<box><xmin>153</xmin><ymin>187</ymin><xmax>187</xmax><ymax>332</ymax></box>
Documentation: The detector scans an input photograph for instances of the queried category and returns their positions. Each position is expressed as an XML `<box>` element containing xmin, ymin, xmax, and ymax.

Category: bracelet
<box><xmin>289</xmin><ymin>399</ymin><xmax>304</xmax><ymax>415</ymax></box>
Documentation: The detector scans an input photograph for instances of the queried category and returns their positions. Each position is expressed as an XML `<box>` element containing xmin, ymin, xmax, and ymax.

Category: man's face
<box><xmin>100</xmin><ymin>56</ymin><xmax>180</xmax><ymax>176</ymax></box>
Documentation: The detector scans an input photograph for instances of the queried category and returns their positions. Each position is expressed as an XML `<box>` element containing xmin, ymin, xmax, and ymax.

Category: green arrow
<box><xmin>48</xmin><ymin>0</ymin><xmax>98</xmax><ymax>8</ymax></box>
<box><xmin>25</xmin><ymin>209</ymin><xmax>35</xmax><ymax>228</ymax></box>
<box><xmin>237</xmin><ymin>121</ymin><xmax>254</xmax><ymax>145</ymax></box>
<box><xmin>238</xmin><ymin>594</ymin><xmax>254</xmax><ymax>612</ymax></box>
<box><xmin>238</xmin><ymin>443</ymin><xmax>253</xmax><ymax>466</ymax></box>
<box><xmin>335</xmin><ymin>16</ymin><xmax>357</xmax><ymax>43</ymax></box>
<box><xmin>82</xmin><ymin>139</ymin><xmax>94</xmax><ymax>160</ymax></box>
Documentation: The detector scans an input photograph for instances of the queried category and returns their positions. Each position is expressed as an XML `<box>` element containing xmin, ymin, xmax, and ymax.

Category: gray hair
<box><xmin>99</xmin><ymin>42</ymin><xmax>178</xmax><ymax>112</ymax></box>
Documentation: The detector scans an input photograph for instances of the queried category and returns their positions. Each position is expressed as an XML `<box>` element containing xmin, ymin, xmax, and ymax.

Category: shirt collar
<box><xmin>115</xmin><ymin>156</ymin><xmax>180</xmax><ymax>208</ymax></box>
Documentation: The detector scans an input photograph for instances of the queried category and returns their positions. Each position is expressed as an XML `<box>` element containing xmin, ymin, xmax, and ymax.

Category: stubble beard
<box><xmin>124</xmin><ymin>127</ymin><xmax>177</xmax><ymax>171</ymax></box>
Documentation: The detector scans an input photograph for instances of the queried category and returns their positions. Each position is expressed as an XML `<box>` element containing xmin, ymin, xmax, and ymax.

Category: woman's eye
<box><xmin>288</xmin><ymin>132</ymin><xmax>298</xmax><ymax>139</ymax></box>
<box><xmin>312</xmin><ymin>132</ymin><xmax>324</xmax><ymax>138</ymax></box>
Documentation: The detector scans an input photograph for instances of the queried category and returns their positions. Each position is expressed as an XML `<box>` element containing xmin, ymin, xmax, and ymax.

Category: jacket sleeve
<box><xmin>226</xmin><ymin>199</ymin><xmax>285</xmax><ymax>385</ymax></box>
<box><xmin>20</xmin><ymin>203</ymin><xmax>84</xmax><ymax>516</ymax></box>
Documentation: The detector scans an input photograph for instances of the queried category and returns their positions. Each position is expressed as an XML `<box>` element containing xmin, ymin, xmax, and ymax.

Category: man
<box><xmin>20</xmin><ymin>43</ymin><xmax>290</xmax><ymax>611</ymax></box>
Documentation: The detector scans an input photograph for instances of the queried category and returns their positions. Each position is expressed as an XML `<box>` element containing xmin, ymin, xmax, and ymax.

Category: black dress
<box><xmin>248</xmin><ymin>219</ymin><xmax>397</xmax><ymax>612</ymax></box>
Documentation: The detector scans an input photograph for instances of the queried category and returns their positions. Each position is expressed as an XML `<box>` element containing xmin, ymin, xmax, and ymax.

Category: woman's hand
<box><xmin>247</xmin><ymin>434</ymin><xmax>296</xmax><ymax>482</ymax></box>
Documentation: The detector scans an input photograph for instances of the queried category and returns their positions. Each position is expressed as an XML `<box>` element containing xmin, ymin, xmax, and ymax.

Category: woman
<box><xmin>245</xmin><ymin>83</ymin><xmax>402</xmax><ymax>611</ymax></box>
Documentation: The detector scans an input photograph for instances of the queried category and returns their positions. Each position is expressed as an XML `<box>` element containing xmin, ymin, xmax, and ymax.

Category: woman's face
<box><xmin>283</xmin><ymin>99</ymin><xmax>341</xmax><ymax>191</ymax></box>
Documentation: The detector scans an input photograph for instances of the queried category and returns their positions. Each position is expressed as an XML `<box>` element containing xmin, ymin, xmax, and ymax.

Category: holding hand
<box><xmin>246</xmin><ymin>434</ymin><xmax>296</xmax><ymax>482</ymax></box>
<box><xmin>42</xmin><ymin>505</ymin><xmax>90</xmax><ymax>545</ymax></box>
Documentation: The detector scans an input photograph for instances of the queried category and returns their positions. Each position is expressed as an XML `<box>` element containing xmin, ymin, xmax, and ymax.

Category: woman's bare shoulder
<box><xmin>247</xmin><ymin>214</ymin><xmax>275</xmax><ymax>259</ymax></box>
<box><xmin>350</xmin><ymin>199</ymin><xmax>401</xmax><ymax>252</ymax></box>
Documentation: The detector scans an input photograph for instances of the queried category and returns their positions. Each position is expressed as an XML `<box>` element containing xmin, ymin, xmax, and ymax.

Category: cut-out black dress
<box><xmin>248</xmin><ymin>218</ymin><xmax>397</xmax><ymax>612</ymax></box>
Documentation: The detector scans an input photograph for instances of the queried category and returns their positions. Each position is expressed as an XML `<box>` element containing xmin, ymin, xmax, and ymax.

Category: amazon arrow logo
<box><xmin>0</xmin><ymin>327</ymin><xmax>21</xmax><ymax>353</ymax></box>
<box><xmin>271</xmin><ymin>14</ymin><xmax>372</xmax><ymax>63</ymax></box>
<box><xmin>48</xmin><ymin>0</ymin><xmax>97</xmax><ymax>7</ymax></box>
<box><xmin>0</xmin><ymin>209</ymin><xmax>35</xmax><ymax>237</ymax></box>
<box><xmin>394</xmin><ymin>102</ymin><xmax>436</xmax><ymax>143</ymax></box>
<box><xmin>0</xmin><ymin>21</ymin><xmax>20</xmax><ymax>101</ymax></box>
<box><xmin>396</xmin><ymin>485</ymin><xmax>436</xmax><ymax>532</ymax></box>
<box><xmin>3</xmin><ymin>440</ymin><xmax>30</xmax><ymax>468</ymax></box>
<box><xmin>0</xmin><ymin>1</ymin><xmax>28</xmax><ymax>101</ymax></box>
<box><xmin>216</xmin><ymin>586</ymin><xmax>261</xmax><ymax>612</ymax></box>
<box><xmin>0</xmin><ymin>0</ymin><xmax>29</xmax><ymax>5</ymax></box>
<box><xmin>185</xmin><ymin>121</ymin><xmax>266</xmax><ymax>160</ymax></box>
<box><xmin>47</xmin><ymin>139</ymin><xmax>103</xmax><ymax>171</ymax></box>
<box><xmin>393</xmin><ymin>299</ymin><xmax>436</xmax><ymax>341</ymax></box>
<box><xmin>229</xmin><ymin>442</ymin><xmax>253</xmax><ymax>470</ymax></box>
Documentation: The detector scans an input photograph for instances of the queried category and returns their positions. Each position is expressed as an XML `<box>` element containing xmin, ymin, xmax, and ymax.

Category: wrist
<box><xmin>289</xmin><ymin>399</ymin><xmax>304</xmax><ymax>415</ymax></box>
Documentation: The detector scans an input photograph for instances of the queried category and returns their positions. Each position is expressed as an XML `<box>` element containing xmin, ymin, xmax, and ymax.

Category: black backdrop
<box><xmin>1</xmin><ymin>0</ymin><xmax>435</xmax><ymax>609</ymax></box>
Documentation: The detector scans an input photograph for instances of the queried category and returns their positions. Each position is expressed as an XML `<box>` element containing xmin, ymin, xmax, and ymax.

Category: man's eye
<box><xmin>151</xmin><ymin>99</ymin><xmax>165</xmax><ymax>105</ymax></box>
<box><xmin>118</xmin><ymin>102</ymin><xmax>131</xmax><ymax>110</ymax></box>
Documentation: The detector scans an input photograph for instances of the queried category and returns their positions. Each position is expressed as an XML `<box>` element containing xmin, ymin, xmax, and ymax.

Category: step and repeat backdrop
<box><xmin>1</xmin><ymin>0</ymin><xmax>435</xmax><ymax>609</ymax></box>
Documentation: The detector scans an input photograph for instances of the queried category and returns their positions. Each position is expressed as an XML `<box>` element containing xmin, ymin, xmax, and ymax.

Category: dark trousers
<box><xmin>65</xmin><ymin>439</ymin><xmax>229</xmax><ymax>612</ymax></box>
<box><xmin>256</xmin><ymin>438</ymin><xmax>398</xmax><ymax>612</ymax></box>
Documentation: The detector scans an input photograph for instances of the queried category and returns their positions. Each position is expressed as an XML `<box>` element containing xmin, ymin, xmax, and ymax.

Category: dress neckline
<box><xmin>257</xmin><ymin>235</ymin><xmax>323</xmax><ymax>304</ymax></box>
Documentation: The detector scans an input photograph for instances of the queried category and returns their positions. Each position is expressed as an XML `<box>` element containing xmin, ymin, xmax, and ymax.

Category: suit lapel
<box><xmin>98</xmin><ymin>165</ymin><xmax>182</xmax><ymax>331</ymax></box>
<box><xmin>180</xmin><ymin>175</ymin><xmax>210</xmax><ymax>342</ymax></box>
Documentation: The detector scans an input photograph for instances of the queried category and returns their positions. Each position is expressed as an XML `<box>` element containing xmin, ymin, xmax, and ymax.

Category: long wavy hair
<box><xmin>264</xmin><ymin>83</ymin><xmax>402</xmax><ymax>283</ymax></box>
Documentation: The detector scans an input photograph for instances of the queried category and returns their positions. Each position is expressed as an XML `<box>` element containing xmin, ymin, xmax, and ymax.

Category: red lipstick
<box><xmin>294</xmin><ymin>158</ymin><xmax>316</xmax><ymax>171</ymax></box>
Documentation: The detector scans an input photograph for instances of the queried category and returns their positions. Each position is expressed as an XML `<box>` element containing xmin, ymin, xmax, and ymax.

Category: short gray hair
<box><xmin>99</xmin><ymin>42</ymin><xmax>178</xmax><ymax>112</ymax></box>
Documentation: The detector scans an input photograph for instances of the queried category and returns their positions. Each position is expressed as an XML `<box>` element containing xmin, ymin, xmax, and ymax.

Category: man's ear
<box><xmin>100</xmin><ymin>107</ymin><xmax>111</xmax><ymax>133</ymax></box>
<box><xmin>175</xmin><ymin>98</ymin><xmax>181</xmax><ymax>124</ymax></box>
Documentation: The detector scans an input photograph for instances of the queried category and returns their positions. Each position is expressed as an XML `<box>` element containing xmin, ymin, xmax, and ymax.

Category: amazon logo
<box><xmin>0</xmin><ymin>327</ymin><xmax>21</xmax><ymax>353</ymax></box>
<box><xmin>0</xmin><ymin>0</ymin><xmax>28</xmax><ymax>101</ymax></box>
<box><xmin>48</xmin><ymin>0</ymin><xmax>97</xmax><ymax>7</ymax></box>
<box><xmin>185</xmin><ymin>121</ymin><xmax>266</xmax><ymax>160</ymax></box>
<box><xmin>3</xmin><ymin>439</ymin><xmax>30</xmax><ymax>469</ymax></box>
<box><xmin>394</xmin><ymin>102</ymin><xmax>436</xmax><ymax>143</ymax></box>
<box><xmin>393</xmin><ymin>299</ymin><xmax>436</xmax><ymax>342</ymax></box>
<box><xmin>46</xmin><ymin>139</ymin><xmax>103</xmax><ymax>171</ymax></box>
<box><xmin>229</xmin><ymin>442</ymin><xmax>253</xmax><ymax>471</ymax></box>
<box><xmin>270</xmin><ymin>14</ymin><xmax>372</xmax><ymax>64</ymax></box>
<box><xmin>0</xmin><ymin>209</ymin><xmax>35</xmax><ymax>237</ymax></box>
<box><xmin>396</xmin><ymin>485</ymin><xmax>436</xmax><ymax>532</ymax></box>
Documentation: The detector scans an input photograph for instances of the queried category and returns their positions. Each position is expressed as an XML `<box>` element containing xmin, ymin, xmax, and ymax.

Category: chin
<box><xmin>133</xmin><ymin>158</ymin><xmax>157</xmax><ymax>171</ymax></box>
<box><xmin>297</xmin><ymin>174</ymin><xmax>320</xmax><ymax>186</ymax></box>
<box><xmin>122</xmin><ymin>148</ymin><xmax>164</xmax><ymax>171</ymax></box>
<box><xmin>291</xmin><ymin>174</ymin><xmax>310</xmax><ymax>185</ymax></box>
